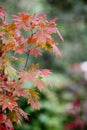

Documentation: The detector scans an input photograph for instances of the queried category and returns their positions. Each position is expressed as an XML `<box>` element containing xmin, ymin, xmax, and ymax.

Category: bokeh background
<box><xmin>0</xmin><ymin>0</ymin><xmax>87</xmax><ymax>130</ymax></box>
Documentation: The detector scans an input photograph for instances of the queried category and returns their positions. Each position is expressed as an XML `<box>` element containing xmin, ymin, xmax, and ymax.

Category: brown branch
<box><xmin>23</xmin><ymin>30</ymin><xmax>38</xmax><ymax>71</ymax></box>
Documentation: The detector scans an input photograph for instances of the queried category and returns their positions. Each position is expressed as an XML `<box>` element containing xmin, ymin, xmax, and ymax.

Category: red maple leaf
<box><xmin>29</xmin><ymin>48</ymin><xmax>42</xmax><ymax>57</ymax></box>
<box><xmin>0</xmin><ymin>95</ymin><xmax>18</xmax><ymax>111</ymax></box>
<box><xmin>52</xmin><ymin>44</ymin><xmax>62</xmax><ymax>57</ymax></box>
<box><xmin>34</xmin><ymin>78</ymin><xmax>47</xmax><ymax>91</ymax></box>
<box><xmin>28</xmin><ymin>97</ymin><xmax>40</xmax><ymax>109</ymax></box>
<box><xmin>38</xmin><ymin>69</ymin><xmax>51</xmax><ymax>77</ymax></box>
<box><xmin>0</xmin><ymin>8</ymin><xmax>6</xmax><ymax>17</ymax></box>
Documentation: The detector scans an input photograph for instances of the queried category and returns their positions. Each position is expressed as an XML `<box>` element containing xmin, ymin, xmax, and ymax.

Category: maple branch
<box><xmin>23</xmin><ymin>30</ymin><xmax>36</xmax><ymax>71</ymax></box>
<box><xmin>24</xmin><ymin>50</ymin><xmax>30</xmax><ymax>70</ymax></box>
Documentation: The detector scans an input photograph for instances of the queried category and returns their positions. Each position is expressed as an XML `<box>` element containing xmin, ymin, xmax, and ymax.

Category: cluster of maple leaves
<box><xmin>0</xmin><ymin>6</ymin><xmax>63</xmax><ymax>130</ymax></box>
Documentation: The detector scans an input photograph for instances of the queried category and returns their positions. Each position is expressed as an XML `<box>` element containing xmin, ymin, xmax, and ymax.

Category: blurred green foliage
<box><xmin>0</xmin><ymin>0</ymin><xmax>87</xmax><ymax>130</ymax></box>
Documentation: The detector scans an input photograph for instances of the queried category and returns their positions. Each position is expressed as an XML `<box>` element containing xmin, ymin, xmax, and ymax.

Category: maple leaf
<box><xmin>30</xmin><ymin>31</ymin><xmax>55</xmax><ymax>51</ymax></box>
<box><xmin>27</xmin><ymin>35</ymin><xmax>37</xmax><ymax>44</ymax></box>
<box><xmin>44</xmin><ymin>27</ymin><xmax>57</xmax><ymax>34</ymax></box>
<box><xmin>43</xmin><ymin>43</ymin><xmax>52</xmax><ymax>51</ymax></box>
<box><xmin>2</xmin><ymin>43</ymin><xmax>15</xmax><ymax>55</ymax></box>
<box><xmin>18</xmin><ymin>108</ymin><xmax>29</xmax><ymax>120</ymax></box>
<box><xmin>5</xmin><ymin>120</ymin><xmax>14</xmax><ymax>130</ymax></box>
<box><xmin>44</xmin><ymin>27</ymin><xmax>64</xmax><ymax>41</ymax></box>
<box><xmin>28</xmin><ymin>88</ymin><xmax>40</xmax><ymax>100</ymax></box>
<box><xmin>0</xmin><ymin>7</ymin><xmax>6</xmax><ymax>18</ymax></box>
<box><xmin>0</xmin><ymin>113</ymin><xmax>14</xmax><ymax>130</ymax></box>
<box><xmin>34</xmin><ymin>78</ymin><xmax>47</xmax><ymax>91</ymax></box>
<box><xmin>19</xmin><ymin>65</ymin><xmax>51</xmax><ymax>91</ymax></box>
<box><xmin>29</xmin><ymin>47</ymin><xmax>42</xmax><ymax>57</ymax></box>
<box><xmin>29</xmin><ymin>63</ymin><xmax>39</xmax><ymax>71</ymax></box>
<box><xmin>34</xmin><ymin>31</ymin><xmax>52</xmax><ymax>45</ymax></box>
<box><xmin>52</xmin><ymin>44</ymin><xmax>62</xmax><ymax>57</ymax></box>
<box><xmin>0</xmin><ymin>114</ymin><xmax>6</xmax><ymax>123</ymax></box>
<box><xmin>7</xmin><ymin>108</ymin><xmax>28</xmax><ymax>126</ymax></box>
<box><xmin>13</xmin><ymin>13</ymin><xmax>30</xmax><ymax>30</ymax></box>
<box><xmin>19</xmin><ymin>71</ymin><xmax>36</xmax><ymax>82</ymax></box>
<box><xmin>7</xmin><ymin>110</ymin><xmax>21</xmax><ymax>126</ymax></box>
<box><xmin>0</xmin><ymin>95</ymin><xmax>18</xmax><ymax>111</ymax></box>
<box><xmin>13</xmin><ymin>82</ymin><xmax>27</xmax><ymax>97</ymax></box>
<box><xmin>14</xmin><ymin>43</ymin><xmax>26</xmax><ymax>54</ymax></box>
<box><xmin>37</xmin><ymin>13</ymin><xmax>46</xmax><ymax>19</ymax></box>
<box><xmin>18</xmin><ymin>64</ymin><xmax>39</xmax><ymax>82</ymax></box>
<box><xmin>49</xmin><ymin>18</ymin><xmax>58</xmax><ymax>24</ymax></box>
<box><xmin>14</xmin><ymin>36</ymin><xmax>26</xmax><ymax>54</ymax></box>
<box><xmin>28</xmin><ymin>97</ymin><xmax>40</xmax><ymax>109</ymax></box>
<box><xmin>38</xmin><ymin>69</ymin><xmax>51</xmax><ymax>77</ymax></box>
<box><xmin>3</xmin><ymin>79</ymin><xmax>27</xmax><ymax>97</ymax></box>
<box><xmin>35</xmin><ymin>31</ymin><xmax>47</xmax><ymax>44</ymax></box>
<box><xmin>4</xmin><ymin>61</ymin><xmax>17</xmax><ymax>79</ymax></box>
<box><xmin>7</xmin><ymin>108</ymin><xmax>29</xmax><ymax>125</ymax></box>
<box><xmin>27</xmin><ymin>88</ymin><xmax>40</xmax><ymax>109</ymax></box>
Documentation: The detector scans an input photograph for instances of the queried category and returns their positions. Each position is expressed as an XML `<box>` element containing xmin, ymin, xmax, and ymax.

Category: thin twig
<box><xmin>23</xmin><ymin>30</ymin><xmax>37</xmax><ymax>71</ymax></box>
<box><xmin>24</xmin><ymin>50</ymin><xmax>30</xmax><ymax>71</ymax></box>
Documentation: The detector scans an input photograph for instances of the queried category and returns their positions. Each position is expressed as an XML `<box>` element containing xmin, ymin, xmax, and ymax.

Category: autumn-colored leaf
<box><xmin>19</xmin><ymin>64</ymin><xmax>39</xmax><ymax>82</ymax></box>
<box><xmin>19</xmin><ymin>71</ymin><xmax>36</xmax><ymax>82</ymax></box>
<box><xmin>0</xmin><ymin>113</ymin><xmax>14</xmax><ymax>130</ymax></box>
<box><xmin>18</xmin><ymin>108</ymin><xmax>29</xmax><ymax>120</ymax></box>
<box><xmin>7</xmin><ymin>110</ymin><xmax>21</xmax><ymax>126</ymax></box>
<box><xmin>28</xmin><ymin>88</ymin><xmax>40</xmax><ymax>99</ymax></box>
<box><xmin>13</xmin><ymin>81</ymin><xmax>27</xmax><ymax>97</ymax></box>
<box><xmin>29</xmin><ymin>63</ymin><xmax>39</xmax><ymax>71</ymax></box>
<box><xmin>34</xmin><ymin>78</ymin><xmax>47</xmax><ymax>91</ymax></box>
<box><xmin>28</xmin><ymin>97</ymin><xmax>40</xmax><ymax>109</ymax></box>
<box><xmin>39</xmin><ymin>69</ymin><xmax>51</xmax><ymax>77</ymax></box>
<box><xmin>27</xmin><ymin>88</ymin><xmax>40</xmax><ymax>109</ymax></box>
<box><xmin>49</xmin><ymin>18</ymin><xmax>58</xmax><ymax>24</ymax></box>
<box><xmin>0</xmin><ymin>7</ymin><xmax>6</xmax><ymax>17</ymax></box>
<box><xmin>37</xmin><ymin>13</ymin><xmax>46</xmax><ymax>19</ymax></box>
<box><xmin>13</xmin><ymin>13</ymin><xmax>30</xmax><ymax>30</ymax></box>
<box><xmin>0</xmin><ymin>95</ymin><xmax>18</xmax><ymax>111</ymax></box>
<box><xmin>4</xmin><ymin>61</ymin><xmax>17</xmax><ymax>79</ymax></box>
<box><xmin>0</xmin><ymin>114</ymin><xmax>6</xmax><ymax>123</ymax></box>
<box><xmin>5</xmin><ymin>121</ymin><xmax>14</xmax><ymax>130</ymax></box>
<box><xmin>27</xmin><ymin>35</ymin><xmax>37</xmax><ymax>44</ymax></box>
<box><xmin>29</xmin><ymin>47</ymin><xmax>42</xmax><ymax>57</ymax></box>
<box><xmin>52</xmin><ymin>44</ymin><xmax>62</xmax><ymax>57</ymax></box>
